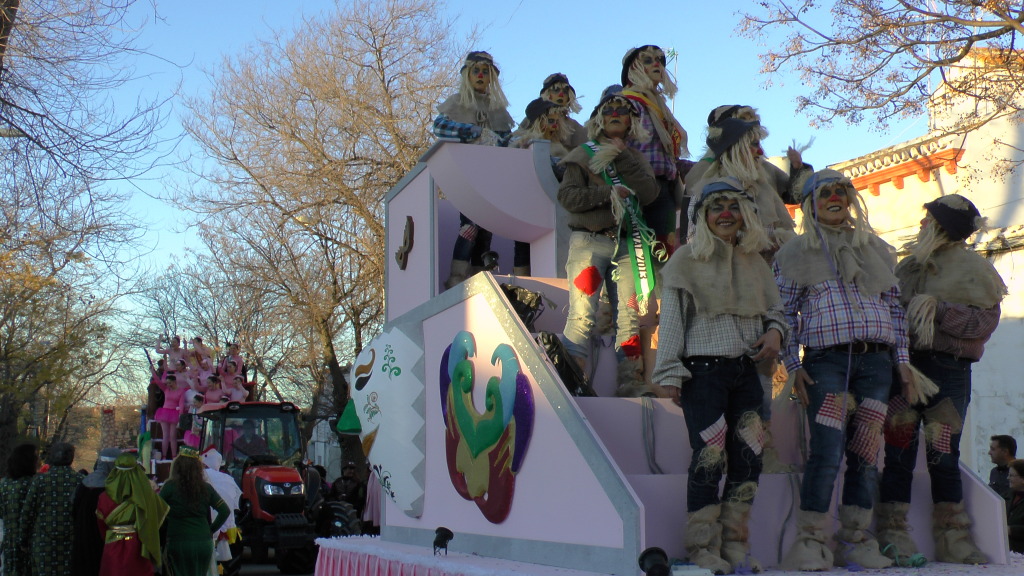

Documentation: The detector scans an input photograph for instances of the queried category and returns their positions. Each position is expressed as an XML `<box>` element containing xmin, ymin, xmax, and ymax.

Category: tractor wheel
<box><xmin>318</xmin><ymin>501</ymin><xmax>362</xmax><ymax>537</ymax></box>
<box><xmin>276</xmin><ymin>543</ymin><xmax>318</xmax><ymax>574</ymax></box>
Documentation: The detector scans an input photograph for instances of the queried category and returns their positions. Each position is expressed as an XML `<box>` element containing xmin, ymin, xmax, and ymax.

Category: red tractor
<box><xmin>197</xmin><ymin>401</ymin><xmax>361</xmax><ymax>574</ymax></box>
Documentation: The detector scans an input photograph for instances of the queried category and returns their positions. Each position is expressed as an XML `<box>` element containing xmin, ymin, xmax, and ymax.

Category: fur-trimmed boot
<box><xmin>932</xmin><ymin>501</ymin><xmax>987</xmax><ymax>564</ymax></box>
<box><xmin>875</xmin><ymin>501</ymin><xmax>918</xmax><ymax>562</ymax></box>
<box><xmin>614</xmin><ymin>357</ymin><xmax>651</xmax><ymax>397</ymax></box>
<box><xmin>719</xmin><ymin>501</ymin><xmax>762</xmax><ymax>573</ymax></box>
<box><xmin>781</xmin><ymin>509</ymin><xmax>834</xmax><ymax>571</ymax></box>
<box><xmin>445</xmin><ymin>259</ymin><xmax>470</xmax><ymax>289</ymax></box>
<box><xmin>684</xmin><ymin>504</ymin><xmax>731</xmax><ymax>575</ymax></box>
<box><xmin>832</xmin><ymin>505</ymin><xmax>893</xmax><ymax>569</ymax></box>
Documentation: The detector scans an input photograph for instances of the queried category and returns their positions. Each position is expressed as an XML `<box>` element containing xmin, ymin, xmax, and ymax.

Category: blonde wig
<box><xmin>515</xmin><ymin>109</ymin><xmax>572</xmax><ymax>146</ymax></box>
<box><xmin>703</xmin><ymin>127</ymin><xmax>767</xmax><ymax>186</ymax></box>
<box><xmin>542</xmin><ymin>83</ymin><xmax>582</xmax><ymax>114</ymax></box>
<box><xmin>798</xmin><ymin>179</ymin><xmax>876</xmax><ymax>249</ymax></box>
<box><xmin>625</xmin><ymin>46</ymin><xmax>678</xmax><ymax>98</ymax></box>
<box><xmin>584</xmin><ymin>97</ymin><xmax>652</xmax><ymax>143</ymax></box>
<box><xmin>457</xmin><ymin>56</ymin><xmax>509</xmax><ymax>111</ymax></box>
<box><xmin>690</xmin><ymin>190</ymin><xmax>769</xmax><ymax>261</ymax></box>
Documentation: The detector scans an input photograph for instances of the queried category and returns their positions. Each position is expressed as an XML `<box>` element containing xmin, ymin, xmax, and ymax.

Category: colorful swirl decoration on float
<box><xmin>439</xmin><ymin>330</ymin><xmax>534</xmax><ymax>523</ymax></box>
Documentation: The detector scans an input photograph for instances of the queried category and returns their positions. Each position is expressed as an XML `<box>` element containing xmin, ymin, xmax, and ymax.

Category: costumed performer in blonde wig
<box><xmin>654</xmin><ymin>177</ymin><xmax>787</xmax><ymax>574</ymax></box>
<box><xmin>621</xmin><ymin>45</ymin><xmax>689</xmax><ymax>255</ymax></box>
<box><xmin>538</xmin><ymin>72</ymin><xmax>588</xmax><ymax>148</ymax></box>
<box><xmin>558</xmin><ymin>86</ymin><xmax>659</xmax><ymax>397</ymax></box>
<box><xmin>774</xmin><ymin>169</ymin><xmax>914</xmax><ymax>571</ymax></box>
<box><xmin>433</xmin><ymin>51</ymin><xmax>515</xmax><ymax>288</ymax></box>
<box><xmin>876</xmin><ymin>194</ymin><xmax>1006</xmax><ymax>565</ymax></box>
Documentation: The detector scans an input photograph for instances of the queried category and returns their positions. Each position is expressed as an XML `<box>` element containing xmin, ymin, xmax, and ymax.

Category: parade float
<box><xmin>315</xmin><ymin>140</ymin><xmax>1013</xmax><ymax>576</ymax></box>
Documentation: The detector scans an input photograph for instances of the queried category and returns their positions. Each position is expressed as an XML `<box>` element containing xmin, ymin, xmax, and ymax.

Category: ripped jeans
<box><xmin>680</xmin><ymin>355</ymin><xmax>764</xmax><ymax>512</ymax></box>
<box><xmin>799</xmin><ymin>347</ymin><xmax>892</xmax><ymax>513</ymax></box>
<box><xmin>880</xmin><ymin>350</ymin><xmax>972</xmax><ymax>504</ymax></box>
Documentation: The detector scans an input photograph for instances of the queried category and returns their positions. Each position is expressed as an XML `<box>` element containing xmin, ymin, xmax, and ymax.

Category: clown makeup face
<box><xmin>469</xmin><ymin>62</ymin><xmax>491</xmax><ymax>93</ymax></box>
<box><xmin>750</xmin><ymin>139</ymin><xmax>764</xmax><ymax>159</ymax></box>
<box><xmin>705</xmin><ymin>197</ymin><xmax>744</xmax><ymax>244</ymax></box>
<box><xmin>540</xmin><ymin>110</ymin><xmax>561</xmax><ymax>139</ymax></box>
<box><xmin>815</xmin><ymin>182</ymin><xmax>851</xmax><ymax>226</ymax></box>
<box><xmin>601</xmin><ymin>99</ymin><xmax>632</xmax><ymax>138</ymax></box>
<box><xmin>544</xmin><ymin>83</ymin><xmax>572</xmax><ymax>107</ymax></box>
<box><xmin>639</xmin><ymin>48</ymin><xmax>666</xmax><ymax>85</ymax></box>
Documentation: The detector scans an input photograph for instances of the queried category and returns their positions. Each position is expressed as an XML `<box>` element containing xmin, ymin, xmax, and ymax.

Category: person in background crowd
<box><xmin>558</xmin><ymin>86</ymin><xmax>659</xmax><ymax>397</ymax></box>
<box><xmin>72</xmin><ymin>446</ymin><xmax>122</xmax><ymax>576</ymax></box>
<box><xmin>433</xmin><ymin>50</ymin><xmax>514</xmax><ymax>288</ymax></box>
<box><xmin>774</xmin><ymin>170</ymin><xmax>911</xmax><ymax>571</ymax></box>
<box><xmin>877</xmin><ymin>195</ymin><xmax>1005</xmax><ymax>565</ymax></box>
<box><xmin>1004</xmin><ymin>459</ymin><xmax>1024</xmax><ymax>554</ymax></box>
<box><xmin>0</xmin><ymin>443</ymin><xmax>39</xmax><ymax>576</ymax></box>
<box><xmin>97</xmin><ymin>453</ymin><xmax>168</xmax><ymax>576</ymax></box>
<box><xmin>201</xmin><ymin>449</ymin><xmax>243</xmax><ymax>572</ymax></box>
<box><xmin>654</xmin><ymin>177</ymin><xmax>786</xmax><ymax>574</ymax></box>
<box><xmin>21</xmin><ymin>442</ymin><xmax>82</xmax><ymax>576</ymax></box>
<box><xmin>155</xmin><ymin>334</ymin><xmax>186</xmax><ymax>366</ymax></box>
<box><xmin>990</xmin><ymin>434</ymin><xmax>1017</xmax><ymax>498</ymax></box>
<box><xmin>159</xmin><ymin>447</ymin><xmax>230</xmax><ymax>576</ymax></box>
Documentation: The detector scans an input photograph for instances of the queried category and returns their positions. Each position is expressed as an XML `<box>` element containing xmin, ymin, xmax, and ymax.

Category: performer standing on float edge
<box><xmin>774</xmin><ymin>169</ymin><xmax>913</xmax><ymax>571</ymax></box>
<box><xmin>558</xmin><ymin>86</ymin><xmax>659</xmax><ymax>398</ymax></box>
<box><xmin>876</xmin><ymin>194</ymin><xmax>1005</xmax><ymax>565</ymax></box>
<box><xmin>621</xmin><ymin>45</ymin><xmax>688</xmax><ymax>253</ymax></box>
<box><xmin>654</xmin><ymin>177</ymin><xmax>787</xmax><ymax>575</ymax></box>
<box><xmin>433</xmin><ymin>51</ymin><xmax>514</xmax><ymax>288</ymax></box>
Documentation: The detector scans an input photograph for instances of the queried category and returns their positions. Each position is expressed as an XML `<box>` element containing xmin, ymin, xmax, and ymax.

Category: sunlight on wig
<box><xmin>798</xmin><ymin>182</ymin><xmax>876</xmax><ymax>248</ymax></box>
<box><xmin>626</xmin><ymin>47</ymin><xmax>677</xmax><ymax>98</ymax></box>
<box><xmin>543</xmin><ymin>84</ymin><xmax>582</xmax><ymax>114</ymax></box>
<box><xmin>517</xmin><ymin>110</ymin><xmax>572</xmax><ymax>145</ymax></box>
<box><xmin>585</xmin><ymin>100</ymin><xmax>652</xmax><ymax>143</ymax></box>
<box><xmin>703</xmin><ymin>128</ymin><xmax>767</xmax><ymax>186</ymax></box>
<box><xmin>690</xmin><ymin>191</ymin><xmax>769</xmax><ymax>261</ymax></box>
<box><xmin>458</xmin><ymin>62</ymin><xmax>509</xmax><ymax>110</ymax></box>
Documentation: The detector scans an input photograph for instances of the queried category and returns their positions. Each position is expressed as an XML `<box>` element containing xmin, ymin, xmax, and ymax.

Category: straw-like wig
<box><xmin>690</xmin><ymin>189</ymin><xmax>769</xmax><ymax>261</ymax></box>
<box><xmin>624</xmin><ymin>46</ymin><xmax>677</xmax><ymax>98</ymax></box>
<box><xmin>798</xmin><ymin>174</ymin><xmax>876</xmax><ymax>248</ymax></box>
<box><xmin>584</xmin><ymin>96</ymin><xmax>651</xmax><ymax>144</ymax></box>
<box><xmin>540</xmin><ymin>73</ymin><xmax>582</xmax><ymax>114</ymax></box>
<box><xmin>702</xmin><ymin>126</ymin><xmax>766</xmax><ymax>186</ymax></box>
<box><xmin>457</xmin><ymin>52</ymin><xmax>509</xmax><ymax>111</ymax></box>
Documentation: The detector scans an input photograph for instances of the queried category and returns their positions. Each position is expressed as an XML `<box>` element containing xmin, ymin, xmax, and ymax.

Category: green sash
<box><xmin>581</xmin><ymin>141</ymin><xmax>659</xmax><ymax>314</ymax></box>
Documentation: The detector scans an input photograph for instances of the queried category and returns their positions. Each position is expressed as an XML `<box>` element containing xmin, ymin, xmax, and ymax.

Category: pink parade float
<box><xmin>316</xmin><ymin>140</ymin><xmax>1016</xmax><ymax>576</ymax></box>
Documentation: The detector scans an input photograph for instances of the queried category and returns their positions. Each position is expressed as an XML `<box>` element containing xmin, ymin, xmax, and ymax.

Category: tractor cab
<box><xmin>199</xmin><ymin>401</ymin><xmax>304</xmax><ymax>485</ymax></box>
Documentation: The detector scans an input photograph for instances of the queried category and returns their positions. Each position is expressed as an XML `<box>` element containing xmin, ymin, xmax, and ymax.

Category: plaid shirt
<box><xmin>628</xmin><ymin>106</ymin><xmax>678</xmax><ymax>180</ymax></box>
<box><xmin>432</xmin><ymin>114</ymin><xmax>511</xmax><ymax>147</ymax></box>
<box><xmin>652</xmin><ymin>285</ymin><xmax>789</xmax><ymax>386</ymax></box>
<box><xmin>774</xmin><ymin>261</ymin><xmax>910</xmax><ymax>372</ymax></box>
<box><xmin>922</xmin><ymin>301</ymin><xmax>1000</xmax><ymax>360</ymax></box>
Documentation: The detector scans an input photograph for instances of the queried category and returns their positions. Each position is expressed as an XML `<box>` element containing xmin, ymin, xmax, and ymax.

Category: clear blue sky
<box><xmin>122</xmin><ymin>0</ymin><xmax>927</xmax><ymax>263</ymax></box>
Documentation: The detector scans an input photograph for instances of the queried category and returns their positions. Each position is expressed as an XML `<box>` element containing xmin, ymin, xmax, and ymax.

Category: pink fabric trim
<box><xmin>316</xmin><ymin>548</ymin><xmax>448</xmax><ymax>576</ymax></box>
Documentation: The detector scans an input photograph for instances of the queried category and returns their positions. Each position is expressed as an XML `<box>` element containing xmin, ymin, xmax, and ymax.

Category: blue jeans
<box><xmin>799</xmin><ymin>348</ymin><xmax>893</xmax><ymax>512</ymax></box>
<box><xmin>562</xmin><ymin>231</ymin><xmax>639</xmax><ymax>360</ymax></box>
<box><xmin>680</xmin><ymin>356</ymin><xmax>764</xmax><ymax>512</ymax></box>
<box><xmin>880</xmin><ymin>351</ymin><xmax>972</xmax><ymax>504</ymax></box>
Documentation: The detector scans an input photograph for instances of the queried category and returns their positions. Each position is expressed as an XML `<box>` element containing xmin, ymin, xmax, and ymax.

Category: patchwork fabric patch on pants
<box><xmin>849</xmin><ymin>397</ymin><xmax>887</xmax><ymax>463</ymax></box>
<box><xmin>700</xmin><ymin>415</ymin><xmax>727</xmax><ymax>451</ymax></box>
<box><xmin>815</xmin><ymin>393</ymin><xmax>848</xmax><ymax>431</ymax></box>
<box><xmin>883</xmin><ymin>394</ymin><xmax>920</xmax><ymax>449</ymax></box>
<box><xmin>737</xmin><ymin>413</ymin><xmax>765</xmax><ymax>455</ymax></box>
<box><xmin>573</xmin><ymin>265</ymin><xmax>603</xmax><ymax>296</ymax></box>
